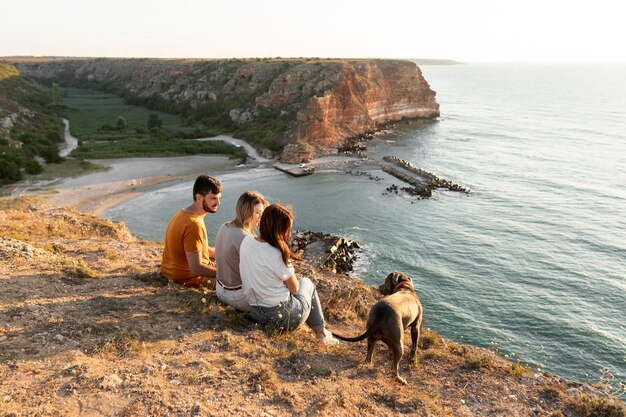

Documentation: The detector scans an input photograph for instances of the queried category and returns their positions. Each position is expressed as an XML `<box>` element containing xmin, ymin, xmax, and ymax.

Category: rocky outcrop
<box><xmin>11</xmin><ymin>58</ymin><xmax>439</xmax><ymax>160</ymax></box>
<box><xmin>280</xmin><ymin>143</ymin><xmax>315</xmax><ymax>164</ymax></box>
<box><xmin>291</xmin><ymin>231</ymin><xmax>361</xmax><ymax>274</ymax></box>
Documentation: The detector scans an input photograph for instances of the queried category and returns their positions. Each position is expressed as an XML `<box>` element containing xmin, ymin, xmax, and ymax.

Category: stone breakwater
<box><xmin>12</xmin><ymin>58</ymin><xmax>439</xmax><ymax>161</ymax></box>
<box><xmin>381</xmin><ymin>155</ymin><xmax>471</xmax><ymax>198</ymax></box>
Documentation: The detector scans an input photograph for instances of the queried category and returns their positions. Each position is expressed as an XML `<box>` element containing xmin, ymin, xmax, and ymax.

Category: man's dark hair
<box><xmin>193</xmin><ymin>175</ymin><xmax>222</xmax><ymax>200</ymax></box>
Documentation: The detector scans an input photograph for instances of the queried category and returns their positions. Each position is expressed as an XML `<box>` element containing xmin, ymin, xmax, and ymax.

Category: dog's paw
<box><xmin>396</xmin><ymin>374</ymin><xmax>408</xmax><ymax>385</ymax></box>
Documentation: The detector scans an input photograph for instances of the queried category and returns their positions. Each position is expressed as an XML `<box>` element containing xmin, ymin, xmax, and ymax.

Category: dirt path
<box><xmin>196</xmin><ymin>135</ymin><xmax>271</xmax><ymax>163</ymax></box>
<box><xmin>59</xmin><ymin>118</ymin><xmax>78</xmax><ymax>157</ymax></box>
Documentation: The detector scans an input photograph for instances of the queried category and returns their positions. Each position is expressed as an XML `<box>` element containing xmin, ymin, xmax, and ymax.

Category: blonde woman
<box><xmin>239</xmin><ymin>203</ymin><xmax>338</xmax><ymax>345</ymax></box>
<box><xmin>214</xmin><ymin>191</ymin><xmax>267</xmax><ymax>311</ymax></box>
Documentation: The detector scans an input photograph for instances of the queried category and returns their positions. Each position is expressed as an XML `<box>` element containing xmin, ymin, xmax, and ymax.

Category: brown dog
<box><xmin>332</xmin><ymin>272</ymin><xmax>423</xmax><ymax>384</ymax></box>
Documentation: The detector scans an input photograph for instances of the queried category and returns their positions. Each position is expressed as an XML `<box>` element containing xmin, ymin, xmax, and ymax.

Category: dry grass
<box><xmin>91</xmin><ymin>329</ymin><xmax>143</xmax><ymax>357</ymax></box>
<box><xmin>419</xmin><ymin>328</ymin><xmax>445</xmax><ymax>349</ymax></box>
<box><xmin>570</xmin><ymin>394</ymin><xmax>626</xmax><ymax>417</ymax></box>
<box><xmin>1</xmin><ymin>197</ymin><xmax>624</xmax><ymax>417</ymax></box>
<box><xmin>462</xmin><ymin>354</ymin><xmax>493</xmax><ymax>371</ymax></box>
<box><xmin>60</xmin><ymin>258</ymin><xmax>97</xmax><ymax>278</ymax></box>
<box><xmin>509</xmin><ymin>361</ymin><xmax>532</xmax><ymax>378</ymax></box>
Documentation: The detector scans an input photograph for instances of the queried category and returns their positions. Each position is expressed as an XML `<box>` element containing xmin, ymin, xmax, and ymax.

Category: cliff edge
<box><xmin>11</xmin><ymin>58</ymin><xmax>439</xmax><ymax>162</ymax></box>
<box><xmin>1</xmin><ymin>196</ymin><xmax>624</xmax><ymax>416</ymax></box>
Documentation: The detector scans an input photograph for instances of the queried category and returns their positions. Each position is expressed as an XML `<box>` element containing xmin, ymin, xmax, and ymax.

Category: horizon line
<box><xmin>2</xmin><ymin>55</ymin><xmax>626</xmax><ymax>65</ymax></box>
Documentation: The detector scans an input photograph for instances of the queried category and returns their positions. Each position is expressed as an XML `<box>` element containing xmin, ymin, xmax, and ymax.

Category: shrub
<box><xmin>116</xmin><ymin>116</ymin><xmax>127</xmax><ymax>130</ymax></box>
<box><xmin>419</xmin><ymin>329</ymin><xmax>444</xmax><ymax>349</ymax></box>
<box><xmin>24</xmin><ymin>159</ymin><xmax>43</xmax><ymax>175</ymax></box>
<box><xmin>0</xmin><ymin>159</ymin><xmax>22</xmax><ymax>184</ymax></box>
<box><xmin>39</xmin><ymin>145</ymin><xmax>62</xmax><ymax>164</ymax></box>
<box><xmin>147</xmin><ymin>113</ymin><xmax>162</xmax><ymax>130</ymax></box>
<box><xmin>462</xmin><ymin>354</ymin><xmax>493</xmax><ymax>371</ymax></box>
<box><xmin>570</xmin><ymin>394</ymin><xmax>625</xmax><ymax>417</ymax></box>
<box><xmin>510</xmin><ymin>361</ymin><xmax>532</xmax><ymax>378</ymax></box>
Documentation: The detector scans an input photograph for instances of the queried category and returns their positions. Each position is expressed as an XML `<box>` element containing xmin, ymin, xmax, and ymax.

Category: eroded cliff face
<box><xmin>294</xmin><ymin>60</ymin><xmax>439</xmax><ymax>149</ymax></box>
<box><xmin>14</xmin><ymin>58</ymin><xmax>439</xmax><ymax>161</ymax></box>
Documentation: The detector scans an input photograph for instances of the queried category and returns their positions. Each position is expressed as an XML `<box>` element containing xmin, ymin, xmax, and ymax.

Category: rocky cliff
<box><xmin>12</xmin><ymin>58</ymin><xmax>439</xmax><ymax>161</ymax></box>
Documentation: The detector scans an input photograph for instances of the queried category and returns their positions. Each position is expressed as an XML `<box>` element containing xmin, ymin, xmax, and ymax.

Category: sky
<box><xmin>1</xmin><ymin>0</ymin><xmax>624</xmax><ymax>62</ymax></box>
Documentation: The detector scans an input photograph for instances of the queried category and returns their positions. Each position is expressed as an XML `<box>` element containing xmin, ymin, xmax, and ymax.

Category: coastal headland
<box><xmin>8</xmin><ymin>57</ymin><xmax>440</xmax><ymax>162</ymax></box>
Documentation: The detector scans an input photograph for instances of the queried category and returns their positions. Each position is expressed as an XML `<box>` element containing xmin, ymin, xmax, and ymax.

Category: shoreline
<box><xmin>27</xmin><ymin>150</ymin><xmax>367</xmax><ymax>216</ymax></box>
<box><xmin>46</xmin><ymin>155</ymin><xmax>249</xmax><ymax>215</ymax></box>
<box><xmin>8</xmin><ymin>116</ymin><xmax>373</xmax><ymax>215</ymax></box>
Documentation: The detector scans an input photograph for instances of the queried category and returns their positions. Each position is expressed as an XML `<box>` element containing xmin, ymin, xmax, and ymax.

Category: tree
<box><xmin>0</xmin><ymin>160</ymin><xmax>22</xmax><ymax>184</ymax></box>
<box><xmin>40</xmin><ymin>145</ymin><xmax>62</xmax><ymax>164</ymax></box>
<box><xmin>116</xmin><ymin>116</ymin><xmax>127</xmax><ymax>130</ymax></box>
<box><xmin>147</xmin><ymin>113</ymin><xmax>162</xmax><ymax>130</ymax></box>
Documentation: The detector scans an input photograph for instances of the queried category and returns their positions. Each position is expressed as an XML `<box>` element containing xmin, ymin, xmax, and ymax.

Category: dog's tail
<box><xmin>331</xmin><ymin>326</ymin><xmax>375</xmax><ymax>342</ymax></box>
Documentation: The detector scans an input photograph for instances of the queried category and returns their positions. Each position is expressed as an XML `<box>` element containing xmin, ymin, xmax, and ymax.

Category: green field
<box><xmin>70</xmin><ymin>137</ymin><xmax>243</xmax><ymax>159</ymax></box>
<box><xmin>59</xmin><ymin>88</ymin><xmax>193</xmax><ymax>140</ymax></box>
<box><xmin>58</xmin><ymin>87</ymin><xmax>243</xmax><ymax>159</ymax></box>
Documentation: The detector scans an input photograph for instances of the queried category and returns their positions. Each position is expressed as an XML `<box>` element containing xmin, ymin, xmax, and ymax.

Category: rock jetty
<box><xmin>381</xmin><ymin>155</ymin><xmax>470</xmax><ymax>198</ymax></box>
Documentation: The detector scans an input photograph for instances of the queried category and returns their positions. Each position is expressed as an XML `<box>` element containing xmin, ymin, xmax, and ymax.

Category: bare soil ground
<box><xmin>1</xmin><ymin>196</ymin><xmax>624</xmax><ymax>417</ymax></box>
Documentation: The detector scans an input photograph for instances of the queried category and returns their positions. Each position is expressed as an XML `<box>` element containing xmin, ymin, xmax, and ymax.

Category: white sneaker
<box><xmin>317</xmin><ymin>329</ymin><xmax>339</xmax><ymax>346</ymax></box>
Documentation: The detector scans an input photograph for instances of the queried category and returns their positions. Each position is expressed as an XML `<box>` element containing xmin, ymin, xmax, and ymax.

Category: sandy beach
<box><xmin>45</xmin><ymin>155</ymin><xmax>252</xmax><ymax>215</ymax></box>
<box><xmin>19</xmin><ymin>127</ymin><xmax>279</xmax><ymax>214</ymax></box>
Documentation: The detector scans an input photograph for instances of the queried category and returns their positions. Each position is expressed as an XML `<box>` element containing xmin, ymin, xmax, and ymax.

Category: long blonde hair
<box><xmin>259</xmin><ymin>203</ymin><xmax>302</xmax><ymax>267</ymax></box>
<box><xmin>233</xmin><ymin>191</ymin><xmax>267</xmax><ymax>234</ymax></box>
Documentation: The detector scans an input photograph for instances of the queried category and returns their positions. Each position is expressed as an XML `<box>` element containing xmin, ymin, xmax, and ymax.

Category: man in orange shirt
<box><xmin>161</xmin><ymin>175</ymin><xmax>222</xmax><ymax>287</ymax></box>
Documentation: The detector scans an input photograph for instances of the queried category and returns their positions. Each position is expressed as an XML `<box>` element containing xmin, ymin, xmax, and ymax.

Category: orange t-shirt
<box><xmin>161</xmin><ymin>209</ymin><xmax>211</xmax><ymax>286</ymax></box>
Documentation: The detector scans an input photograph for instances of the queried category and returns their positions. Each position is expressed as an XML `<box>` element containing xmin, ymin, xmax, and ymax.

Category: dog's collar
<box><xmin>393</xmin><ymin>281</ymin><xmax>413</xmax><ymax>291</ymax></box>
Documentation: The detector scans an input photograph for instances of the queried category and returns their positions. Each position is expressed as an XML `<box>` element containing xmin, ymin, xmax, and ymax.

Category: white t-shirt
<box><xmin>239</xmin><ymin>235</ymin><xmax>294</xmax><ymax>307</ymax></box>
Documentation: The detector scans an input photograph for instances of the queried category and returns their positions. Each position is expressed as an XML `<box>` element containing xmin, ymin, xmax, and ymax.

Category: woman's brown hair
<box><xmin>259</xmin><ymin>203</ymin><xmax>302</xmax><ymax>267</ymax></box>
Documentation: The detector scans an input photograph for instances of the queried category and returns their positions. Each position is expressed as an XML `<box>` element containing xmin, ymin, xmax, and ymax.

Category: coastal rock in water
<box><xmin>291</xmin><ymin>231</ymin><xmax>360</xmax><ymax>274</ymax></box>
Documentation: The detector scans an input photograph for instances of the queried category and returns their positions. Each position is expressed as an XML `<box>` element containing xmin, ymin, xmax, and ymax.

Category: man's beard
<box><xmin>203</xmin><ymin>199</ymin><xmax>217</xmax><ymax>213</ymax></box>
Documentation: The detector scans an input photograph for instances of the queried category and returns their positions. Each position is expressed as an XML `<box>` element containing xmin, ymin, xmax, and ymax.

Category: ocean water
<box><xmin>107</xmin><ymin>63</ymin><xmax>626</xmax><ymax>383</ymax></box>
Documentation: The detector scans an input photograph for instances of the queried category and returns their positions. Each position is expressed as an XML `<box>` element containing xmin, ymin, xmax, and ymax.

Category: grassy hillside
<box><xmin>1</xmin><ymin>195</ymin><xmax>624</xmax><ymax>416</ymax></box>
<box><xmin>0</xmin><ymin>62</ymin><xmax>64</xmax><ymax>185</ymax></box>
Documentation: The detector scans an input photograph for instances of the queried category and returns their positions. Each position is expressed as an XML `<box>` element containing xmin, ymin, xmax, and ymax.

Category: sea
<box><xmin>106</xmin><ymin>63</ymin><xmax>626</xmax><ymax>384</ymax></box>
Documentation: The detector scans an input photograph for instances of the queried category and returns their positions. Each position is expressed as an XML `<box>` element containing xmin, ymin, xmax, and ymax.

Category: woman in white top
<box><xmin>239</xmin><ymin>203</ymin><xmax>338</xmax><ymax>345</ymax></box>
<box><xmin>214</xmin><ymin>191</ymin><xmax>267</xmax><ymax>311</ymax></box>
